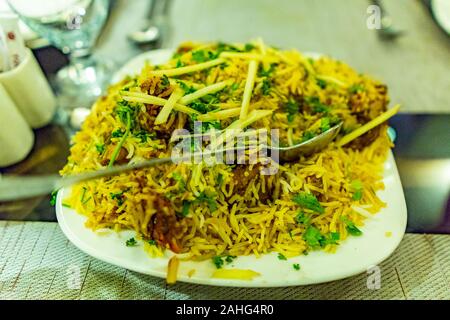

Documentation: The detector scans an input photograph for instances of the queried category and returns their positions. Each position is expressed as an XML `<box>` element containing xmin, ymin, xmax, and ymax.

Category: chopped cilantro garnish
<box><xmin>179</xmin><ymin>200</ymin><xmax>191</xmax><ymax>217</ymax></box>
<box><xmin>175</xmin><ymin>59</ymin><xmax>184</xmax><ymax>68</ymax></box>
<box><xmin>134</xmin><ymin>130</ymin><xmax>155</xmax><ymax>142</ymax></box>
<box><xmin>288</xmin><ymin>230</ymin><xmax>294</xmax><ymax>240</ymax></box>
<box><xmin>258</xmin><ymin>63</ymin><xmax>276</xmax><ymax>77</ymax></box>
<box><xmin>111</xmin><ymin>129</ymin><xmax>124</xmax><ymax>138</ymax></box>
<box><xmin>321</xmin><ymin>117</ymin><xmax>331</xmax><ymax>132</ymax></box>
<box><xmin>277</xmin><ymin>253</ymin><xmax>287</xmax><ymax>260</ymax></box>
<box><xmin>148</xmin><ymin>239</ymin><xmax>157</xmax><ymax>245</ymax></box>
<box><xmin>172</xmin><ymin>172</ymin><xmax>186</xmax><ymax>191</ymax></box>
<box><xmin>50</xmin><ymin>190</ymin><xmax>58</xmax><ymax>206</ymax></box>
<box><xmin>216</xmin><ymin>173</ymin><xmax>224</xmax><ymax>188</ymax></box>
<box><xmin>284</xmin><ymin>99</ymin><xmax>299</xmax><ymax>123</ymax></box>
<box><xmin>115</xmin><ymin>100</ymin><xmax>136</xmax><ymax>129</ymax></box>
<box><xmin>195</xmin><ymin>191</ymin><xmax>218</xmax><ymax>212</ymax></box>
<box><xmin>341</xmin><ymin>217</ymin><xmax>363</xmax><ymax>236</ymax></box>
<box><xmin>352</xmin><ymin>190</ymin><xmax>363</xmax><ymax>201</ymax></box>
<box><xmin>212</xmin><ymin>256</ymin><xmax>224</xmax><ymax>269</ymax></box>
<box><xmin>292</xmin><ymin>192</ymin><xmax>324</xmax><ymax>214</ymax></box>
<box><xmin>225</xmin><ymin>255</ymin><xmax>236</xmax><ymax>263</ymax></box>
<box><xmin>296</xmin><ymin>211</ymin><xmax>311</xmax><ymax>224</ymax></box>
<box><xmin>305</xmin><ymin>96</ymin><xmax>330</xmax><ymax>113</ymax></box>
<box><xmin>327</xmin><ymin>232</ymin><xmax>340</xmax><ymax>245</ymax></box>
<box><xmin>230</xmin><ymin>82</ymin><xmax>240</xmax><ymax>91</ymax></box>
<box><xmin>293</xmin><ymin>263</ymin><xmax>301</xmax><ymax>271</ymax></box>
<box><xmin>212</xmin><ymin>255</ymin><xmax>236</xmax><ymax>268</ymax></box>
<box><xmin>192</xmin><ymin>50</ymin><xmax>205</xmax><ymax>62</ymax></box>
<box><xmin>348</xmin><ymin>84</ymin><xmax>365</xmax><ymax>94</ymax></box>
<box><xmin>95</xmin><ymin>143</ymin><xmax>105</xmax><ymax>154</ymax></box>
<box><xmin>351</xmin><ymin>180</ymin><xmax>364</xmax><ymax>201</ymax></box>
<box><xmin>126</xmin><ymin>238</ymin><xmax>137</xmax><ymax>247</ymax></box>
<box><xmin>301</xmin><ymin>131</ymin><xmax>316</xmax><ymax>142</ymax></box>
<box><xmin>317</xmin><ymin>78</ymin><xmax>327</xmax><ymax>89</ymax></box>
<box><xmin>110</xmin><ymin>191</ymin><xmax>125</xmax><ymax>206</ymax></box>
<box><xmin>303</xmin><ymin>225</ymin><xmax>324</xmax><ymax>247</ymax></box>
<box><xmin>261</xmin><ymin>78</ymin><xmax>271</xmax><ymax>95</ymax></box>
<box><xmin>177</xmin><ymin>81</ymin><xmax>196</xmax><ymax>94</ymax></box>
<box><xmin>160</xmin><ymin>74</ymin><xmax>170</xmax><ymax>88</ymax></box>
<box><xmin>244</xmin><ymin>43</ymin><xmax>256</xmax><ymax>51</ymax></box>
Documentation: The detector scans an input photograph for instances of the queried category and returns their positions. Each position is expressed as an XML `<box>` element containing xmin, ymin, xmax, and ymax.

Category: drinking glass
<box><xmin>7</xmin><ymin>0</ymin><xmax>113</xmax><ymax>114</ymax></box>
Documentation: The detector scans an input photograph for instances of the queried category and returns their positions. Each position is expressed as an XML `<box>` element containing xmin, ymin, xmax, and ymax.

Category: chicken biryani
<box><xmin>61</xmin><ymin>40</ymin><xmax>393</xmax><ymax>262</ymax></box>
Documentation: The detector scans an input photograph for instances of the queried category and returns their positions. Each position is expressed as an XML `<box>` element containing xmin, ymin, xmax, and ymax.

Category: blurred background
<box><xmin>0</xmin><ymin>0</ymin><xmax>449</xmax><ymax>233</ymax></box>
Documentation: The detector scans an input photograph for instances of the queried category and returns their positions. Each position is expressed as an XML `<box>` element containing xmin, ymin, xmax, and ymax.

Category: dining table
<box><xmin>0</xmin><ymin>0</ymin><xmax>449</xmax><ymax>300</ymax></box>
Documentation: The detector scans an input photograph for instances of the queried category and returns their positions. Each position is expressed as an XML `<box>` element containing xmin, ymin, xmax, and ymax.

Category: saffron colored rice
<box><xmin>61</xmin><ymin>40</ymin><xmax>393</xmax><ymax>260</ymax></box>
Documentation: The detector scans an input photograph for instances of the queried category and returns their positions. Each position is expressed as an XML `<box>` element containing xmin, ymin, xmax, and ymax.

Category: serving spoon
<box><xmin>0</xmin><ymin>104</ymin><xmax>400</xmax><ymax>202</ymax></box>
<box><xmin>0</xmin><ymin>123</ymin><xmax>342</xmax><ymax>202</ymax></box>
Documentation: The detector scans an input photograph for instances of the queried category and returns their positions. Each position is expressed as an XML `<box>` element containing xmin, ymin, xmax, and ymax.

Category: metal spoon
<box><xmin>0</xmin><ymin>123</ymin><xmax>342</xmax><ymax>201</ymax></box>
<box><xmin>128</xmin><ymin>0</ymin><xmax>171</xmax><ymax>46</ymax></box>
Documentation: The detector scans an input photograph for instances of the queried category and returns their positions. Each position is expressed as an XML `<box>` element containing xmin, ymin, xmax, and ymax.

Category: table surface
<box><xmin>1</xmin><ymin>0</ymin><xmax>450</xmax><ymax>300</ymax></box>
<box><xmin>0</xmin><ymin>221</ymin><xmax>449</xmax><ymax>300</ymax></box>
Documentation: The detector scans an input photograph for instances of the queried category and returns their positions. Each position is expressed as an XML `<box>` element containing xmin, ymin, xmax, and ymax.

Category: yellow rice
<box><xmin>61</xmin><ymin>40</ymin><xmax>392</xmax><ymax>260</ymax></box>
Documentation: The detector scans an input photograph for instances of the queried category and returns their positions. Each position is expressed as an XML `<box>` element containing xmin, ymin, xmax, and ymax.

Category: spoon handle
<box><xmin>0</xmin><ymin>156</ymin><xmax>174</xmax><ymax>201</ymax></box>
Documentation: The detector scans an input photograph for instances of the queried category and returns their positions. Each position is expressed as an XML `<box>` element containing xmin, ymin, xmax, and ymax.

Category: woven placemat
<box><xmin>0</xmin><ymin>221</ymin><xmax>449</xmax><ymax>300</ymax></box>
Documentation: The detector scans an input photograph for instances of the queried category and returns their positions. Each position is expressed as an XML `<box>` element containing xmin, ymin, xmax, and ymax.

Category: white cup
<box><xmin>0</xmin><ymin>83</ymin><xmax>34</xmax><ymax>167</ymax></box>
<box><xmin>0</xmin><ymin>48</ymin><xmax>56</xmax><ymax>128</ymax></box>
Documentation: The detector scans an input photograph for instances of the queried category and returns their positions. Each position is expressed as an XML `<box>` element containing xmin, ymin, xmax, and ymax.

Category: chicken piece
<box><xmin>232</xmin><ymin>164</ymin><xmax>272</xmax><ymax>203</ymax></box>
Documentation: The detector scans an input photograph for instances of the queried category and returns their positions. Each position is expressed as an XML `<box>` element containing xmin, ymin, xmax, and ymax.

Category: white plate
<box><xmin>56</xmin><ymin>50</ymin><xmax>407</xmax><ymax>287</ymax></box>
<box><xmin>431</xmin><ymin>0</ymin><xmax>450</xmax><ymax>35</ymax></box>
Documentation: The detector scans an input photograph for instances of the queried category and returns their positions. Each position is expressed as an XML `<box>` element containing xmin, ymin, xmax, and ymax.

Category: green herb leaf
<box><xmin>284</xmin><ymin>99</ymin><xmax>299</xmax><ymax>123</ymax></box>
<box><xmin>352</xmin><ymin>189</ymin><xmax>363</xmax><ymax>201</ymax></box>
<box><xmin>95</xmin><ymin>143</ymin><xmax>105</xmax><ymax>154</ymax></box>
<box><xmin>303</xmin><ymin>225</ymin><xmax>324</xmax><ymax>247</ymax></box>
<box><xmin>111</xmin><ymin>129</ymin><xmax>124</xmax><ymax>138</ymax></box>
<box><xmin>148</xmin><ymin>239</ymin><xmax>157</xmax><ymax>245</ymax></box>
<box><xmin>288</xmin><ymin>230</ymin><xmax>294</xmax><ymax>240</ymax></box>
<box><xmin>160</xmin><ymin>74</ymin><xmax>170</xmax><ymax>88</ymax></box>
<box><xmin>322</xmin><ymin>232</ymin><xmax>340</xmax><ymax>246</ymax></box>
<box><xmin>192</xmin><ymin>50</ymin><xmax>208</xmax><ymax>62</ymax></box>
<box><xmin>277</xmin><ymin>253</ymin><xmax>287</xmax><ymax>260</ymax></box>
<box><xmin>110</xmin><ymin>191</ymin><xmax>125</xmax><ymax>206</ymax></box>
<box><xmin>126</xmin><ymin>237</ymin><xmax>137</xmax><ymax>247</ymax></box>
<box><xmin>348</xmin><ymin>84</ymin><xmax>365</xmax><ymax>94</ymax></box>
<box><xmin>50</xmin><ymin>190</ymin><xmax>58</xmax><ymax>206</ymax></box>
<box><xmin>134</xmin><ymin>130</ymin><xmax>155</xmax><ymax>142</ymax></box>
<box><xmin>321</xmin><ymin>117</ymin><xmax>331</xmax><ymax>132</ymax></box>
<box><xmin>177</xmin><ymin>81</ymin><xmax>196</xmax><ymax>94</ymax></box>
<box><xmin>293</xmin><ymin>263</ymin><xmax>301</xmax><ymax>271</ymax></box>
<box><xmin>295</xmin><ymin>211</ymin><xmax>311</xmax><ymax>224</ymax></box>
<box><xmin>292</xmin><ymin>192</ymin><xmax>324</xmax><ymax>214</ymax></box>
<box><xmin>195</xmin><ymin>191</ymin><xmax>218</xmax><ymax>212</ymax></box>
<box><xmin>212</xmin><ymin>256</ymin><xmax>224</xmax><ymax>269</ymax></box>
<box><xmin>351</xmin><ymin>180</ymin><xmax>364</xmax><ymax>201</ymax></box>
<box><xmin>176</xmin><ymin>59</ymin><xmax>184</xmax><ymax>68</ymax></box>
<box><xmin>172</xmin><ymin>172</ymin><xmax>186</xmax><ymax>191</ymax></box>
<box><xmin>225</xmin><ymin>255</ymin><xmax>236</xmax><ymax>263</ymax></box>
<box><xmin>305</xmin><ymin>96</ymin><xmax>330</xmax><ymax>113</ymax></box>
<box><xmin>341</xmin><ymin>217</ymin><xmax>363</xmax><ymax>236</ymax></box>
<box><xmin>180</xmin><ymin>200</ymin><xmax>191</xmax><ymax>217</ymax></box>
<box><xmin>261</xmin><ymin>78</ymin><xmax>271</xmax><ymax>96</ymax></box>
<box><xmin>301</xmin><ymin>131</ymin><xmax>316</xmax><ymax>142</ymax></box>
<box><xmin>244</xmin><ymin>43</ymin><xmax>255</xmax><ymax>51</ymax></box>
<box><xmin>258</xmin><ymin>63</ymin><xmax>276</xmax><ymax>77</ymax></box>
<box><xmin>216</xmin><ymin>173</ymin><xmax>224</xmax><ymax>188</ymax></box>
<box><xmin>317</xmin><ymin>78</ymin><xmax>327</xmax><ymax>89</ymax></box>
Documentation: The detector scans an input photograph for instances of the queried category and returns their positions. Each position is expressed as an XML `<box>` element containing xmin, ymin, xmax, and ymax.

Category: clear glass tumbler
<box><xmin>7</xmin><ymin>0</ymin><xmax>113</xmax><ymax>115</ymax></box>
